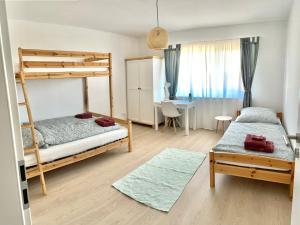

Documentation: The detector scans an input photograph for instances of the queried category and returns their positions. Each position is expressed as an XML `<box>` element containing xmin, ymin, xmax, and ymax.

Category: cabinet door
<box><xmin>139</xmin><ymin>59</ymin><xmax>153</xmax><ymax>91</ymax></box>
<box><xmin>126</xmin><ymin>60</ymin><xmax>139</xmax><ymax>90</ymax></box>
<box><xmin>127</xmin><ymin>89</ymin><xmax>140</xmax><ymax>122</ymax></box>
<box><xmin>139</xmin><ymin>89</ymin><xmax>154</xmax><ymax>125</ymax></box>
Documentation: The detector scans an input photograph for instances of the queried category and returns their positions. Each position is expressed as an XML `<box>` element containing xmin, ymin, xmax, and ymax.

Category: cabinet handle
<box><xmin>138</xmin><ymin>87</ymin><xmax>141</xmax><ymax>90</ymax></box>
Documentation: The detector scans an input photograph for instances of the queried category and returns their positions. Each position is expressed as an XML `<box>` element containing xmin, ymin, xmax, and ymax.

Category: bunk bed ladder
<box><xmin>17</xmin><ymin>48</ymin><xmax>47</xmax><ymax>195</ymax></box>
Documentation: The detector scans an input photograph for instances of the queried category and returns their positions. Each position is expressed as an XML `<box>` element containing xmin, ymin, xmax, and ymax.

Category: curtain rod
<box><xmin>169</xmin><ymin>36</ymin><xmax>260</xmax><ymax>46</ymax></box>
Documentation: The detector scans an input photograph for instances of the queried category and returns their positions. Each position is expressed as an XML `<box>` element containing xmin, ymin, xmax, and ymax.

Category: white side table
<box><xmin>215</xmin><ymin>116</ymin><xmax>232</xmax><ymax>133</ymax></box>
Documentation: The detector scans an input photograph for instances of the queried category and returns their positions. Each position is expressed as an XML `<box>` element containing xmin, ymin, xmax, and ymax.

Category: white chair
<box><xmin>161</xmin><ymin>101</ymin><xmax>182</xmax><ymax>133</ymax></box>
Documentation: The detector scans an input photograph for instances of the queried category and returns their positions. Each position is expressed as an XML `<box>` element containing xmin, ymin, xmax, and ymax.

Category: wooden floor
<box><xmin>28</xmin><ymin>124</ymin><xmax>291</xmax><ymax>225</ymax></box>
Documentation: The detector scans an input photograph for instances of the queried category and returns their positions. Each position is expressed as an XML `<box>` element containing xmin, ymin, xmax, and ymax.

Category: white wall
<box><xmin>8</xmin><ymin>20</ymin><xmax>140</xmax><ymax>121</ymax></box>
<box><xmin>7</xmin><ymin>19</ymin><xmax>288</xmax><ymax>121</ymax></box>
<box><xmin>140</xmin><ymin>21</ymin><xmax>287</xmax><ymax>112</ymax></box>
<box><xmin>283</xmin><ymin>0</ymin><xmax>300</xmax><ymax>134</ymax></box>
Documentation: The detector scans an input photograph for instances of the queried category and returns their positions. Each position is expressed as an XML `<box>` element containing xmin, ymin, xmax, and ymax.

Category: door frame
<box><xmin>0</xmin><ymin>1</ymin><xmax>31</xmax><ymax>225</ymax></box>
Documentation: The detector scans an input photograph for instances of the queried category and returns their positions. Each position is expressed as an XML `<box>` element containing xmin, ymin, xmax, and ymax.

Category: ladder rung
<box><xmin>24</xmin><ymin>146</ymin><xmax>36</xmax><ymax>154</ymax></box>
<box><xmin>16</xmin><ymin>79</ymin><xmax>23</xmax><ymax>84</ymax></box>
<box><xmin>21</xmin><ymin>123</ymin><xmax>32</xmax><ymax>129</ymax></box>
<box><xmin>18</xmin><ymin>102</ymin><xmax>26</xmax><ymax>106</ymax></box>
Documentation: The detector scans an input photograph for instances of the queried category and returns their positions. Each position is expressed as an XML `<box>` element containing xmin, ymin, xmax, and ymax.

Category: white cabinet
<box><xmin>139</xmin><ymin>90</ymin><xmax>154</xmax><ymax>124</ymax></box>
<box><xmin>126</xmin><ymin>57</ymin><xmax>164</xmax><ymax>125</ymax></box>
<box><xmin>127</xmin><ymin>89</ymin><xmax>140</xmax><ymax>121</ymax></box>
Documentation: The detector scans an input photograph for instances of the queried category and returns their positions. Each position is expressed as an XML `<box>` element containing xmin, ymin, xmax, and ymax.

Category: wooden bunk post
<box><xmin>83</xmin><ymin>77</ymin><xmax>89</xmax><ymax>112</ymax></box>
<box><xmin>209</xmin><ymin>151</ymin><xmax>215</xmax><ymax>188</ymax></box>
<box><xmin>128</xmin><ymin>120</ymin><xmax>133</xmax><ymax>152</ymax></box>
<box><xmin>108</xmin><ymin>53</ymin><xmax>113</xmax><ymax>117</ymax></box>
<box><xmin>290</xmin><ymin>162</ymin><xmax>295</xmax><ymax>200</ymax></box>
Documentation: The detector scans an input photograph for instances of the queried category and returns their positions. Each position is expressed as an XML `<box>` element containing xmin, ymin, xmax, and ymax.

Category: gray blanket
<box><xmin>213</xmin><ymin>121</ymin><xmax>294</xmax><ymax>161</ymax></box>
<box><xmin>22</xmin><ymin>116</ymin><xmax>120</xmax><ymax>148</ymax></box>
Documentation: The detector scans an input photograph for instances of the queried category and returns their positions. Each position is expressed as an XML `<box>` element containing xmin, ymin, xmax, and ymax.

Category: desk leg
<box><xmin>154</xmin><ymin>106</ymin><xmax>158</xmax><ymax>131</ymax></box>
<box><xmin>185</xmin><ymin>108</ymin><xmax>189</xmax><ymax>136</ymax></box>
<box><xmin>193</xmin><ymin>106</ymin><xmax>196</xmax><ymax>130</ymax></box>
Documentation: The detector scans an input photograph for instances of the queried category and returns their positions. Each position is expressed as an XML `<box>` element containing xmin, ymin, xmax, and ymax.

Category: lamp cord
<box><xmin>156</xmin><ymin>0</ymin><xmax>159</xmax><ymax>27</ymax></box>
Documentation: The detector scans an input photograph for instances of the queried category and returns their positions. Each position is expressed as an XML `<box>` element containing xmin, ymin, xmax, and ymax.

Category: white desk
<box><xmin>154</xmin><ymin>100</ymin><xmax>197</xmax><ymax>136</ymax></box>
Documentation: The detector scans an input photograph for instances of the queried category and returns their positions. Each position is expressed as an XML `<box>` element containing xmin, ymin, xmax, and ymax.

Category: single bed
<box><xmin>209</xmin><ymin>107</ymin><xmax>295</xmax><ymax>199</ymax></box>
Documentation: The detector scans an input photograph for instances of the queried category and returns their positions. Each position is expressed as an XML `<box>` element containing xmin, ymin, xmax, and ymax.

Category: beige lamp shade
<box><xmin>147</xmin><ymin>27</ymin><xmax>168</xmax><ymax>50</ymax></box>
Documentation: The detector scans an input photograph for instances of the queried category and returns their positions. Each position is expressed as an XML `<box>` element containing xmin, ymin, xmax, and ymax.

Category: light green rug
<box><xmin>112</xmin><ymin>148</ymin><xmax>206</xmax><ymax>212</ymax></box>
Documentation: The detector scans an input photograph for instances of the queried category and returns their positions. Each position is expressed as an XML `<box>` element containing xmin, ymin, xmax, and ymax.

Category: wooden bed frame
<box><xmin>17</xmin><ymin>48</ymin><xmax>132</xmax><ymax>194</ymax></box>
<box><xmin>209</xmin><ymin>111</ymin><xmax>295</xmax><ymax>199</ymax></box>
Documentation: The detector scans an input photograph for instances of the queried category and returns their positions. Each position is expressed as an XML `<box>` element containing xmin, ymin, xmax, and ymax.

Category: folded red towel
<box><xmin>252</xmin><ymin>136</ymin><xmax>266</xmax><ymax>141</ymax></box>
<box><xmin>244</xmin><ymin>134</ymin><xmax>274</xmax><ymax>153</ymax></box>
<box><xmin>265</xmin><ymin>141</ymin><xmax>274</xmax><ymax>153</ymax></box>
<box><xmin>244</xmin><ymin>134</ymin><xmax>266</xmax><ymax>150</ymax></box>
<box><xmin>95</xmin><ymin>117</ymin><xmax>115</xmax><ymax>127</ymax></box>
<box><xmin>75</xmin><ymin>112</ymin><xmax>93</xmax><ymax>119</ymax></box>
<box><xmin>102</xmin><ymin>116</ymin><xmax>115</xmax><ymax>123</ymax></box>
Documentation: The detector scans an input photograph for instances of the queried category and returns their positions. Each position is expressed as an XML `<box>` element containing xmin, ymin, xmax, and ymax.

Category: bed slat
<box><xmin>16</xmin><ymin>71</ymin><xmax>110</xmax><ymax>79</ymax></box>
<box><xmin>215</xmin><ymin>163</ymin><xmax>292</xmax><ymax>184</ymax></box>
<box><xmin>23</xmin><ymin>61</ymin><xmax>109</xmax><ymax>68</ymax></box>
<box><xmin>26</xmin><ymin>138</ymin><xmax>129</xmax><ymax>179</ymax></box>
<box><xmin>21</xmin><ymin>48</ymin><xmax>109</xmax><ymax>58</ymax></box>
<box><xmin>213</xmin><ymin>152</ymin><xmax>294</xmax><ymax>170</ymax></box>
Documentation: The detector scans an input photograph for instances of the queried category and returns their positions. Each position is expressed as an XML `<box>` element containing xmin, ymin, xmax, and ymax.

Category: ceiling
<box><xmin>5</xmin><ymin>0</ymin><xmax>293</xmax><ymax>37</ymax></box>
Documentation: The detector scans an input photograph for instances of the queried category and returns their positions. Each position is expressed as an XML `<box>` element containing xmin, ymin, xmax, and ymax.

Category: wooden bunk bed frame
<box><xmin>16</xmin><ymin>48</ymin><xmax>132</xmax><ymax>195</ymax></box>
<box><xmin>209</xmin><ymin>111</ymin><xmax>295</xmax><ymax>199</ymax></box>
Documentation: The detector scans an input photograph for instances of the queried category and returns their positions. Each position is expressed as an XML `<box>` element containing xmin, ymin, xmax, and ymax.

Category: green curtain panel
<box><xmin>164</xmin><ymin>44</ymin><xmax>181</xmax><ymax>100</ymax></box>
<box><xmin>240</xmin><ymin>37</ymin><xmax>260</xmax><ymax>108</ymax></box>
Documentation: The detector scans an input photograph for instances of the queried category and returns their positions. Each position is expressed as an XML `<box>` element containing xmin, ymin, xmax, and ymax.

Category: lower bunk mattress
<box><xmin>22</xmin><ymin>116</ymin><xmax>121</xmax><ymax>149</ymax></box>
<box><xmin>25</xmin><ymin>126</ymin><xmax>128</xmax><ymax>167</ymax></box>
<box><xmin>212</xmin><ymin>121</ymin><xmax>295</xmax><ymax>170</ymax></box>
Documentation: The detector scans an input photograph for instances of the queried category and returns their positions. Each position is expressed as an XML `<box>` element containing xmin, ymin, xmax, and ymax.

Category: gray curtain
<box><xmin>241</xmin><ymin>37</ymin><xmax>260</xmax><ymax>108</ymax></box>
<box><xmin>164</xmin><ymin>44</ymin><xmax>181</xmax><ymax>100</ymax></box>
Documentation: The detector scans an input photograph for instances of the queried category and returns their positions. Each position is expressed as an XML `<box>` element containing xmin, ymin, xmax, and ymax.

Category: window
<box><xmin>176</xmin><ymin>39</ymin><xmax>243</xmax><ymax>99</ymax></box>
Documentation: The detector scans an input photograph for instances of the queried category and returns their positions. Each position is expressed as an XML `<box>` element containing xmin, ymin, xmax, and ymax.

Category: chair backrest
<box><xmin>161</xmin><ymin>101</ymin><xmax>181</xmax><ymax>118</ymax></box>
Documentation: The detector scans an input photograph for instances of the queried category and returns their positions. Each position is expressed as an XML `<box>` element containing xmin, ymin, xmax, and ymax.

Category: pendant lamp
<box><xmin>147</xmin><ymin>0</ymin><xmax>168</xmax><ymax>50</ymax></box>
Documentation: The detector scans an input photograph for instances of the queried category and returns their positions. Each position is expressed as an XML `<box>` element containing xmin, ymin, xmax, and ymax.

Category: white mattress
<box><xmin>216</xmin><ymin>160</ymin><xmax>290</xmax><ymax>171</ymax></box>
<box><xmin>25</xmin><ymin>126</ymin><xmax>128</xmax><ymax>167</ymax></box>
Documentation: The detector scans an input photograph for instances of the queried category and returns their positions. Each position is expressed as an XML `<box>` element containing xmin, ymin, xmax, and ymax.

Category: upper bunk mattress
<box><xmin>213</xmin><ymin>121</ymin><xmax>294</xmax><ymax>162</ymax></box>
<box><xmin>22</xmin><ymin>116</ymin><xmax>120</xmax><ymax>148</ymax></box>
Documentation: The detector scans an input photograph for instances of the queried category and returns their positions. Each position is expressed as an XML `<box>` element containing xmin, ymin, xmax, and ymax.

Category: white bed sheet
<box><xmin>25</xmin><ymin>126</ymin><xmax>128</xmax><ymax>167</ymax></box>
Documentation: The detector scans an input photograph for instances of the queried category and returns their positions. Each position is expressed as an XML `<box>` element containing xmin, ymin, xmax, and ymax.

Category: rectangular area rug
<box><xmin>112</xmin><ymin>148</ymin><xmax>206</xmax><ymax>212</ymax></box>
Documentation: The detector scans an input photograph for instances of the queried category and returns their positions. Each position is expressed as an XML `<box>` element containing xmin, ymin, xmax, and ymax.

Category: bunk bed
<box><xmin>209</xmin><ymin>109</ymin><xmax>295</xmax><ymax>199</ymax></box>
<box><xmin>16</xmin><ymin>48</ymin><xmax>132</xmax><ymax>195</ymax></box>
